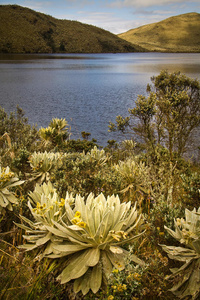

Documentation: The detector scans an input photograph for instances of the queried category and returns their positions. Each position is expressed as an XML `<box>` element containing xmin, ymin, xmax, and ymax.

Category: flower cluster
<box><xmin>0</xmin><ymin>167</ymin><xmax>14</xmax><ymax>185</ymax></box>
<box><xmin>71</xmin><ymin>211</ymin><xmax>87</xmax><ymax>228</ymax></box>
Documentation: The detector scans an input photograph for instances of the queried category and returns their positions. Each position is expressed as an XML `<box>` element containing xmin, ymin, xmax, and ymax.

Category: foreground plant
<box><xmin>47</xmin><ymin>193</ymin><xmax>144</xmax><ymax>295</ymax></box>
<box><xmin>0</xmin><ymin>166</ymin><xmax>24</xmax><ymax>214</ymax></box>
<box><xmin>18</xmin><ymin>188</ymin><xmax>144</xmax><ymax>295</ymax></box>
<box><xmin>161</xmin><ymin>207</ymin><xmax>200</xmax><ymax>299</ymax></box>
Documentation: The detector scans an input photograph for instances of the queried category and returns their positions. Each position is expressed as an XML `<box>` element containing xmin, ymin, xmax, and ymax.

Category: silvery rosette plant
<box><xmin>114</xmin><ymin>158</ymin><xmax>151</xmax><ymax>203</ymax></box>
<box><xmin>45</xmin><ymin>193</ymin><xmax>144</xmax><ymax>295</ymax></box>
<box><xmin>17</xmin><ymin>187</ymin><xmax>144</xmax><ymax>295</ymax></box>
<box><xmin>28</xmin><ymin>151</ymin><xmax>64</xmax><ymax>184</ymax></box>
<box><xmin>16</xmin><ymin>182</ymin><xmax>74</xmax><ymax>253</ymax></box>
<box><xmin>0</xmin><ymin>166</ymin><xmax>24</xmax><ymax>214</ymax></box>
<box><xmin>161</xmin><ymin>207</ymin><xmax>200</xmax><ymax>299</ymax></box>
<box><xmin>83</xmin><ymin>146</ymin><xmax>109</xmax><ymax>165</ymax></box>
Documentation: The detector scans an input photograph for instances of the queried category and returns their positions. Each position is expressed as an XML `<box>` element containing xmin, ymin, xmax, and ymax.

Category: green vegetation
<box><xmin>0</xmin><ymin>71</ymin><xmax>200</xmax><ymax>299</ymax></box>
<box><xmin>118</xmin><ymin>12</ymin><xmax>200</xmax><ymax>53</ymax></box>
<box><xmin>0</xmin><ymin>5</ymin><xmax>144</xmax><ymax>54</ymax></box>
<box><xmin>109</xmin><ymin>70</ymin><xmax>200</xmax><ymax>160</ymax></box>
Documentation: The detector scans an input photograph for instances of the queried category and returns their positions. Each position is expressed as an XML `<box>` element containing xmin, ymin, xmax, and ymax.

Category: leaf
<box><xmin>57</xmin><ymin>251</ymin><xmax>89</xmax><ymax>284</ymax></box>
<box><xmin>6</xmin><ymin>193</ymin><xmax>18</xmax><ymax>204</ymax></box>
<box><xmin>36</xmin><ymin>232</ymin><xmax>52</xmax><ymax>246</ymax></box>
<box><xmin>45</xmin><ymin>225</ymin><xmax>71</xmax><ymax>239</ymax></box>
<box><xmin>18</xmin><ymin>243</ymin><xmax>38</xmax><ymax>251</ymax></box>
<box><xmin>192</xmin><ymin>240</ymin><xmax>200</xmax><ymax>254</ymax></box>
<box><xmin>0</xmin><ymin>193</ymin><xmax>7</xmax><ymax>207</ymax></box>
<box><xmin>130</xmin><ymin>253</ymin><xmax>145</xmax><ymax>266</ymax></box>
<box><xmin>53</xmin><ymin>243</ymin><xmax>90</xmax><ymax>255</ymax></box>
<box><xmin>101</xmin><ymin>251</ymin><xmax>113</xmax><ymax>278</ymax></box>
<box><xmin>6</xmin><ymin>180</ymin><xmax>25</xmax><ymax>188</ymax></box>
<box><xmin>52</xmin><ymin>221</ymin><xmax>87</xmax><ymax>242</ymax></box>
<box><xmin>94</xmin><ymin>211</ymin><xmax>113</xmax><ymax>243</ymax></box>
<box><xmin>110</xmin><ymin>246</ymin><xmax>123</xmax><ymax>254</ymax></box>
<box><xmin>74</xmin><ymin>269</ymin><xmax>91</xmax><ymax>295</ymax></box>
<box><xmin>107</xmin><ymin>250</ymin><xmax>125</xmax><ymax>270</ymax></box>
<box><xmin>85</xmin><ymin>248</ymin><xmax>100</xmax><ymax>267</ymax></box>
<box><xmin>90</xmin><ymin>262</ymin><xmax>102</xmax><ymax>294</ymax></box>
<box><xmin>93</xmin><ymin>205</ymin><xmax>101</xmax><ymax>231</ymax></box>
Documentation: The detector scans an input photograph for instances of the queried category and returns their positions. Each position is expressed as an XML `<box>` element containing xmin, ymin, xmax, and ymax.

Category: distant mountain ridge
<box><xmin>0</xmin><ymin>5</ymin><xmax>144</xmax><ymax>54</ymax></box>
<box><xmin>118</xmin><ymin>12</ymin><xmax>200</xmax><ymax>53</ymax></box>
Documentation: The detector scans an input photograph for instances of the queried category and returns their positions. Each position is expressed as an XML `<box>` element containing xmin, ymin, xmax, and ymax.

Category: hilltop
<box><xmin>118</xmin><ymin>12</ymin><xmax>200</xmax><ymax>52</ymax></box>
<box><xmin>0</xmin><ymin>5</ymin><xmax>144</xmax><ymax>54</ymax></box>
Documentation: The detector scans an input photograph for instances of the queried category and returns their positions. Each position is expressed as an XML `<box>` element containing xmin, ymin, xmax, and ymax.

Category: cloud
<box><xmin>109</xmin><ymin>0</ymin><xmax>199</xmax><ymax>8</ymax></box>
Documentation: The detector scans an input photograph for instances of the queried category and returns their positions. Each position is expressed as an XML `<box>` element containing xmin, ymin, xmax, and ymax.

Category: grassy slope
<box><xmin>0</xmin><ymin>4</ymin><xmax>145</xmax><ymax>53</ymax></box>
<box><xmin>118</xmin><ymin>12</ymin><xmax>200</xmax><ymax>52</ymax></box>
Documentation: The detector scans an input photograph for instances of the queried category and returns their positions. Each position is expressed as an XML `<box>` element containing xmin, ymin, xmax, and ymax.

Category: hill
<box><xmin>118</xmin><ymin>12</ymin><xmax>200</xmax><ymax>52</ymax></box>
<box><xmin>0</xmin><ymin>5</ymin><xmax>145</xmax><ymax>54</ymax></box>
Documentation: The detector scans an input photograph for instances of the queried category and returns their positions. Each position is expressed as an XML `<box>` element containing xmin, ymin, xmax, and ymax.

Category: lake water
<box><xmin>0</xmin><ymin>53</ymin><xmax>200</xmax><ymax>146</ymax></box>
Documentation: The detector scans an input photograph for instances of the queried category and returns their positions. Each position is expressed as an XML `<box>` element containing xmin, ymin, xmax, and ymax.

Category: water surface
<box><xmin>0</xmin><ymin>53</ymin><xmax>199</xmax><ymax>146</ymax></box>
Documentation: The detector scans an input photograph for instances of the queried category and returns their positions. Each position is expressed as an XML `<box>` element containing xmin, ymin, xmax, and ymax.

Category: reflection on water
<box><xmin>0</xmin><ymin>53</ymin><xmax>199</xmax><ymax>146</ymax></box>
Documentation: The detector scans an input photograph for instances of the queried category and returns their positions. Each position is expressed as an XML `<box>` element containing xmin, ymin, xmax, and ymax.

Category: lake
<box><xmin>0</xmin><ymin>52</ymin><xmax>200</xmax><ymax>146</ymax></box>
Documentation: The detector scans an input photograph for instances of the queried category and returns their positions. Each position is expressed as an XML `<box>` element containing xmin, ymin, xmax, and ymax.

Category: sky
<box><xmin>0</xmin><ymin>0</ymin><xmax>199</xmax><ymax>34</ymax></box>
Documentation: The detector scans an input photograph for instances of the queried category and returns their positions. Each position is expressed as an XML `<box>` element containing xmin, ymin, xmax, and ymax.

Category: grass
<box><xmin>0</xmin><ymin>4</ymin><xmax>144</xmax><ymax>54</ymax></box>
<box><xmin>118</xmin><ymin>12</ymin><xmax>200</xmax><ymax>53</ymax></box>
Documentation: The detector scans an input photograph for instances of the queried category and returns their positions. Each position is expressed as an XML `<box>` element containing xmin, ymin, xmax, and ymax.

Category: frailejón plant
<box><xmin>29</xmin><ymin>151</ymin><xmax>64</xmax><ymax>184</ymax></box>
<box><xmin>39</xmin><ymin>118</ymin><xmax>70</xmax><ymax>147</ymax></box>
<box><xmin>46</xmin><ymin>193</ymin><xmax>144</xmax><ymax>295</ymax></box>
<box><xmin>18</xmin><ymin>188</ymin><xmax>144</xmax><ymax>295</ymax></box>
<box><xmin>161</xmin><ymin>207</ymin><xmax>200</xmax><ymax>299</ymax></box>
<box><xmin>0</xmin><ymin>166</ymin><xmax>24</xmax><ymax>214</ymax></box>
<box><xmin>16</xmin><ymin>182</ymin><xmax>74</xmax><ymax>252</ymax></box>
<box><xmin>114</xmin><ymin>158</ymin><xmax>150</xmax><ymax>203</ymax></box>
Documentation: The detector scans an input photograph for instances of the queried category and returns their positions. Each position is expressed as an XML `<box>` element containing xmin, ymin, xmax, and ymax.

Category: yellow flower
<box><xmin>74</xmin><ymin>211</ymin><xmax>81</xmax><ymax>218</ymax></box>
<box><xmin>133</xmin><ymin>273</ymin><xmax>141</xmax><ymax>281</ymax></box>
<box><xmin>159</xmin><ymin>232</ymin><xmax>164</xmax><ymax>236</ymax></box>
<box><xmin>77</xmin><ymin>221</ymin><xmax>86</xmax><ymax>228</ymax></box>
<box><xmin>71</xmin><ymin>218</ymin><xmax>79</xmax><ymax>225</ymax></box>
<box><xmin>111</xmin><ymin>285</ymin><xmax>117</xmax><ymax>290</ymax></box>
<box><xmin>117</xmin><ymin>284</ymin><xmax>126</xmax><ymax>292</ymax></box>
<box><xmin>127</xmin><ymin>273</ymin><xmax>133</xmax><ymax>280</ymax></box>
<box><xmin>112</xmin><ymin>269</ymin><xmax>119</xmax><ymax>274</ymax></box>
<box><xmin>107</xmin><ymin>296</ymin><xmax>114</xmax><ymax>300</ymax></box>
<box><xmin>117</xmin><ymin>286</ymin><xmax>123</xmax><ymax>292</ymax></box>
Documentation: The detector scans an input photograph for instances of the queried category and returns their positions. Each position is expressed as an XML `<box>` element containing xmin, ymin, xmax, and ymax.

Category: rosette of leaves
<box><xmin>16</xmin><ymin>182</ymin><xmax>74</xmax><ymax>253</ymax></box>
<box><xmin>45</xmin><ymin>193</ymin><xmax>144</xmax><ymax>295</ymax></box>
<box><xmin>0</xmin><ymin>166</ymin><xmax>24</xmax><ymax>214</ymax></box>
<box><xmin>161</xmin><ymin>207</ymin><xmax>200</xmax><ymax>299</ymax></box>
<box><xmin>114</xmin><ymin>158</ymin><xmax>151</xmax><ymax>204</ymax></box>
<box><xmin>83</xmin><ymin>146</ymin><xmax>110</xmax><ymax>166</ymax></box>
<box><xmin>29</xmin><ymin>151</ymin><xmax>64</xmax><ymax>184</ymax></box>
<box><xmin>39</xmin><ymin>118</ymin><xmax>70</xmax><ymax>148</ymax></box>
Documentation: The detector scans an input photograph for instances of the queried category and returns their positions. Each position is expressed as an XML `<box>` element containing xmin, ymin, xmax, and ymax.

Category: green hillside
<box><xmin>118</xmin><ymin>12</ymin><xmax>200</xmax><ymax>52</ymax></box>
<box><xmin>0</xmin><ymin>5</ymin><xmax>144</xmax><ymax>53</ymax></box>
